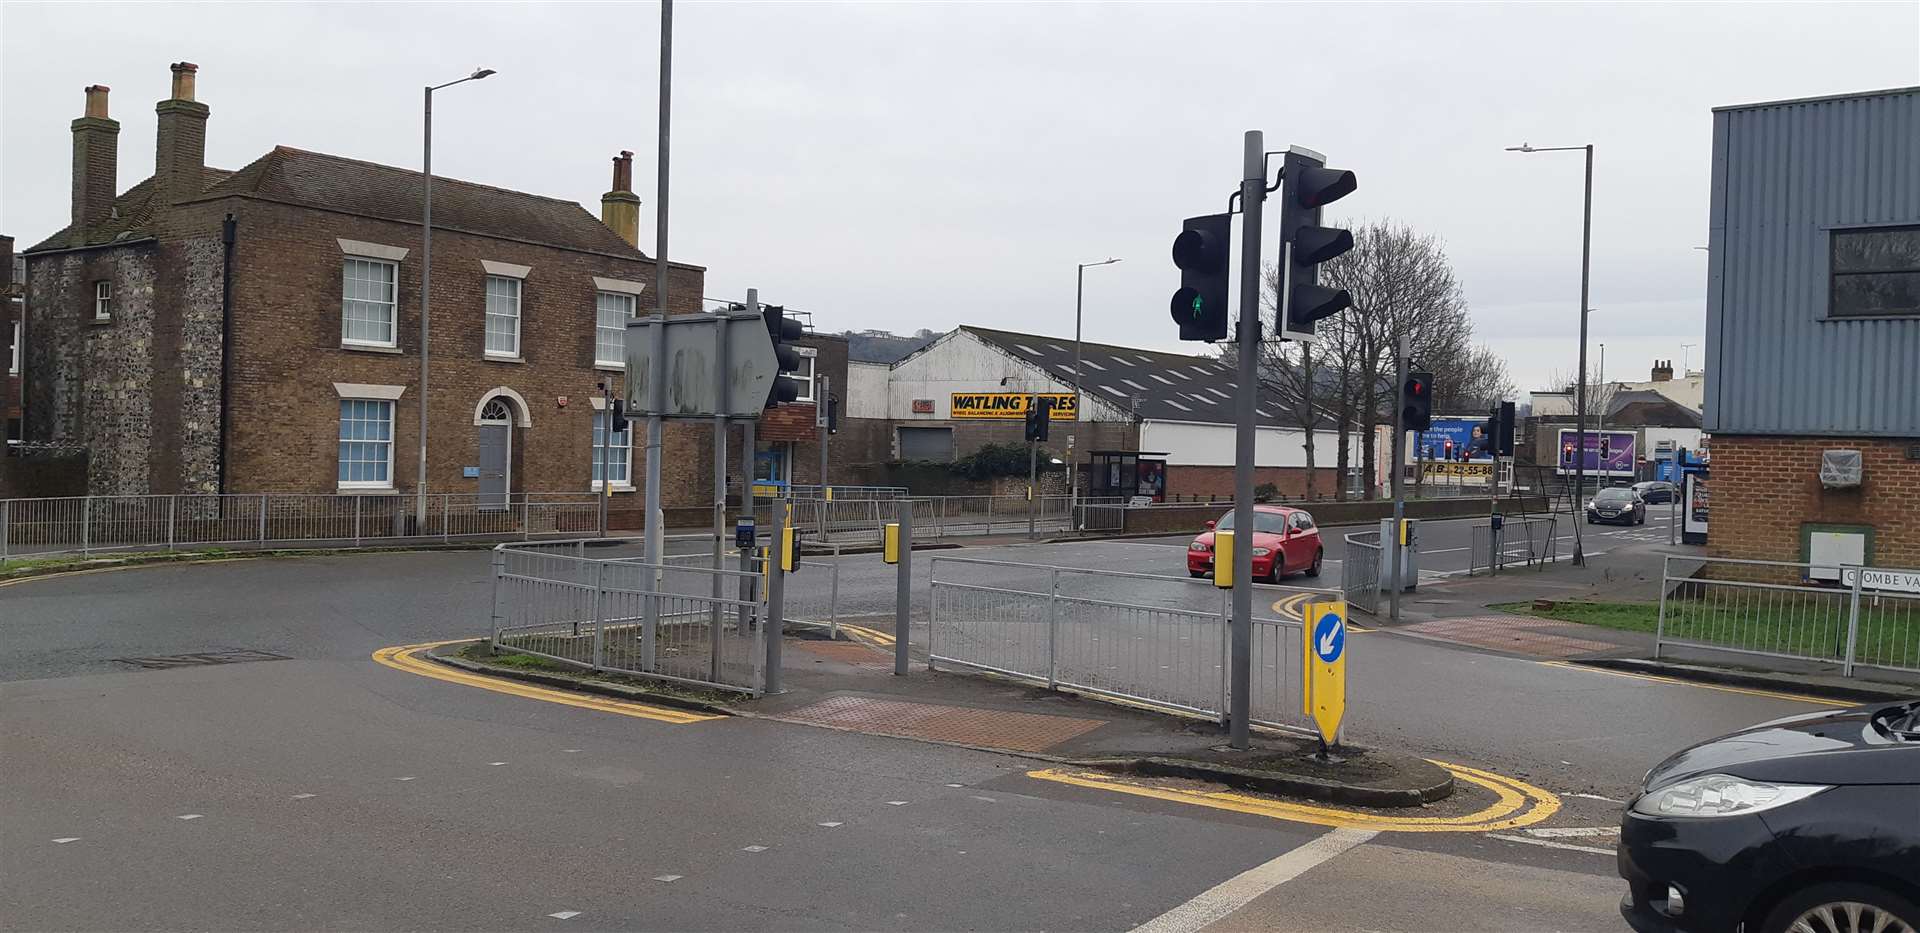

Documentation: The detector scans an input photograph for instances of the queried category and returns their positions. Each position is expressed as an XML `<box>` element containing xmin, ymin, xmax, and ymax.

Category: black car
<box><xmin>1587</xmin><ymin>487</ymin><xmax>1647</xmax><ymax>525</ymax></box>
<box><xmin>1634</xmin><ymin>481</ymin><xmax>1678</xmax><ymax>505</ymax></box>
<box><xmin>1618</xmin><ymin>699</ymin><xmax>1920</xmax><ymax>933</ymax></box>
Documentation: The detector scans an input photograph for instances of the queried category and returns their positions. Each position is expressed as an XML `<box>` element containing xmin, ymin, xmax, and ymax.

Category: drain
<box><xmin>113</xmin><ymin>649</ymin><xmax>292</xmax><ymax>670</ymax></box>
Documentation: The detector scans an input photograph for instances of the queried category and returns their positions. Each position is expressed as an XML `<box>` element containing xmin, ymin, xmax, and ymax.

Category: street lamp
<box><xmin>1069</xmin><ymin>257</ymin><xmax>1122</xmax><ymax>513</ymax></box>
<box><xmin>1507</xmin><ymin>142</ymin><xmax>1594</xmax><ymax>566</ymax></box>
<box><xmin>417</xmin><ymin>67</ymin><xmax>495</xmax><ymax>527</ymax></box>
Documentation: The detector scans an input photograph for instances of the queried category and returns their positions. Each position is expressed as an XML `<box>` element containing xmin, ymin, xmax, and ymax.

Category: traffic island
<box><xmin>431</xmin><ymin>641</ymin><xmax>748</xmax><ymax>715</ymax></box>
<box><xmin>1083</xmin><ymin>742</ymin><xmax>1455</xmax><ymax>808</ymax></box>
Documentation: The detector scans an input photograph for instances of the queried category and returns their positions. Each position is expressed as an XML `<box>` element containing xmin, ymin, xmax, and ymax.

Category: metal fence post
<box><xmin>81</xmin><ymin>496</ymin><xmax>91</xmax><ymax>556</ymax></box>
<box><xmin>258</xmin><ymin>493</ymin><xmax>268</xmax><ymax>545</ymax></box>
<box><xmin>442</xmin><ymin>493</ymin><xmax>451</xmax><ymax>544</ymax></box>
<box><xmin>522</xmin><ymin>495</ymin><xmax>531</xmax><ymax>541</ymax></box>
<box><xmin>591</xmin><ymin>559</ymin><xmax>606</xmax><ymax>670</ymax></box>
<box><xmin>354</xmin><ymin>495</ymin><xmax>363</xmax><ymax>547</ymax></box>
<box><xmin>167</xmin><ymin>496</ymin><xmax>177</xmax><ymax>552</ymax></box>
<box><xmin>490</xmin><ymin>548</ymin><xmax>507</xmax><ymax>646</ymax></box>
<box><xmin>0</xmin><ymin>499</ymin><xmax>8</xmax><ymax>561</ymax></box>
<box><xmin>1843</xmin><ymin>568</ymin><xmax>1863</xmax><ymax>678</ymax></box>
<box><xmin>1046</xmin><ymin>566</ymin><xmax>1060</xmax><ymax>689</ymax></box>
<box><xmin>1653</xmin><ymin>555</ymin><xmax>1671</xmax><ymax>659</ymax></box>
<box><xmin>829</xmin><ymin>560</ymin><xmax>841</xmax><ymax>640</ymax></box>
<box><xmin>895</xmin><ymin>498</ymin><xmax>912</xmax><ymax>676</ymax></box>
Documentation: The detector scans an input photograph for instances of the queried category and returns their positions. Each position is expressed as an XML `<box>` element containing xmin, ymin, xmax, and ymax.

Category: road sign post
<box><xmin>1301</xmin><ymin>599</ymin><xmax>1349</xmax><ymax>755</ymax></box>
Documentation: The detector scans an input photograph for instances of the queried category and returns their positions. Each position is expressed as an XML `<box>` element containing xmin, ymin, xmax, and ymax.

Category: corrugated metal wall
<box><xmin>1704</xmin><ymin>88</ymin><xmax>1920</xmax><ymax>436</ymax></box>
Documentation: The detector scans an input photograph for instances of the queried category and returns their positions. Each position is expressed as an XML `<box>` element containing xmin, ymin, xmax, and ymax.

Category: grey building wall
<box><xmin>1703</xmin><ymin>87</ymin><xmax>1920</xmax><ymax>436</ymax></box>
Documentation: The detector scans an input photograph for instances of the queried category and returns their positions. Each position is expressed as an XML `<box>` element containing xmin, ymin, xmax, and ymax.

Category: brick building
<box><xmin>750</xmin><ymin>329</ymin><xmax>850</xmax><ymax>491</ymax></box>
<box><xmin>4</xmin><ymin>236</ymin><xmax>20</xmax><ymax>445</ymax></box>
<box><xmin>20</xmin><ymin>64</ymin><xmax>726</xmax><ymax>510</ymax></box>
<box><xmin>1702</xmin><ymin>87</ymin><xmax>1920</xmax><ymax>568</ymax></box>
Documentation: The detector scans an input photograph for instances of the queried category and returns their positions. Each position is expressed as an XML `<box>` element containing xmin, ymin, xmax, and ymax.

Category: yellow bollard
<box><xmin>1213</xmin><ymin>529</ymin><xmax>1234</xmax><ymax>589</ymax></box>
<box><xmin>883</xmin><ymin>522</ymin><xmax>901</xmax><ymax>564</ymax></box>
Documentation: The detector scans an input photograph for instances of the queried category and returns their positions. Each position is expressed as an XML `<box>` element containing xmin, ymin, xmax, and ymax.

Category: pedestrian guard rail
<box><xmin>785</xmin><ymin>495</ymin><xmax>1127</xmax><ymax>546</ymax></box>
<box><xmin>1656</xmin><ymin>556</ymin><xmax>1920</xmax><ymax>679</ymax></box>
<box><xmin>2</xmin><ymin>492</ymin><xmax>602</xmax><ymax>560</ymax></box>
<box><xmin>926</xmin><ymin>556</ymin><xmax>1340</xmax><ymax>730</ymax></box>
<box><xmin>1341</xmin><ymin>531</ymin><xmax>1382</xmax><ymax>616</ymax></box>
<box><xmin>1467</xmin><ymin>517</ymin><xmax>1559</xmax><ymax>576</ymax></box>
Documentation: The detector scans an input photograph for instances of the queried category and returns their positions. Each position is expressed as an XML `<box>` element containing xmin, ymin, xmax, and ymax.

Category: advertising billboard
<box><xmin>948</xmin><ymin>392</ymin><xmax>1077</xmax><ymax>420</ymax></box>
<box><xmin>1410</xmin><ymin>417</ymin><xmax>1493</xmax><ymax>463</ymax></box>
<box><xmin>1554</xmin><ymin>428</ymin><xmax>1637</xmax><ymax>476</ymax></box>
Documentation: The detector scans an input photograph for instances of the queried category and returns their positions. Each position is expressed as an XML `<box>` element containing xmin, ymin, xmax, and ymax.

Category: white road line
<box><xmin>742</xmin><ymin>845</ymin><xmax>769</xmax><ymax>853</ymax></box>
<box><xmin>1566</xmin><ymin>792</ymin><xmax>1622</xmax><ymax>803</ymax></box>
<box><xmin>818</xmin><ymin>822</ymin><xmax>843</xmax><ymax>828</ymax></box>
<box><xmin>970</xmin><ymin>795</ymin><xmax>998</xmax><ymax>803</ymax></box>
<box><xmin>653</xmin><ymin>875</ymin><xmax>682</xmax><ymax>883</ymax></box>
<box><xmin>944</xmin><ymin>783</ymin><xmax>966</xmax><ymax>788</ymax></box>
<box><xmin>1524</xmin><ymin>826</ymin><xmax>1619</xmax><ymax>838</ymax></box>
<box><xmin>1129</xmin><ymin>828</ymin><xmax>1376</xmax><ymax>933</ymax></box>
<box><xmin>1487</xmin><ymin>833</ymin><xmax>1614</xmax><ymax>856</ymax></box>
<box><xmin>547</xmin><ymin>911</ymin><xmax>581</xmax><ymax>920</ymax></box>
<box><xmin>887</xmin><ymin>800</ymin><xmax>909</xmax><ymax>806</ymax></box>
<box><xmin>395</xmin><ymin>776</ymin><xmax>416</xmax><ymax>781</ymax></box>
<box><xmin>489</xmin><ymin>761</ymin><xmax>508</xmax><ymax>766</ymax></box>
<box><xmin>562</xmin><ymin>749</ymin><xmax>581</xmax><ymax>753</ymax></box>
<box><xmin>52</xmin><ymin>837</ymin><xmax>80</xmax><ymax>844</ymax></box>
<box><xmin>291</xmin><ymin>793</ymin><xmax>316</xmax><ymax>800</ymax></box>
<box><xmin>176</xmin><ymin>814</ymin><xmax>203</xmax><ymax>821</ymax></box>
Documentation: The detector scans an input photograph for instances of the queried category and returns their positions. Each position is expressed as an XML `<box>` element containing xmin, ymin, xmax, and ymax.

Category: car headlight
<box><xmin>1251</xmin><ymin>547</ymin><xmax>1271</xmax><ymax>556</ymax></box>
<box><xmin>1189</xmin><ymin>541</ymin><xmax>1209</xmax><ymax>552</ymax></box>
<box><xmin>1631</xmin><ymin>773</ymin><xmax>1829</xmax><ymax>818</ymax></box>
<box><xmin>1586</xmin><ymin>501</ymin><xmax>1597</xmax><ymax>510</ymax></box>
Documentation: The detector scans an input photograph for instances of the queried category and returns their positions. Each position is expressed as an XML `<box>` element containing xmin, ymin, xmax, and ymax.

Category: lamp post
<box><xmin>1069</xmin><ymin>257</ymin><xmax>1121</xmax><ymax>513</ymax></box>
<box><xmin>1507</xmin><ymin>142</ymin><xmax>1593</xmax><ymax>566</ymax></box>
<box><xmin>417</xmin><ymin>67</ymin><xmax>495</xmax><ymax>527</ymax></box>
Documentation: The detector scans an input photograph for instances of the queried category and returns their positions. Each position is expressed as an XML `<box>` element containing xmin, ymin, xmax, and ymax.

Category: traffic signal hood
<box><xmin>762</xmin><ymin>305</ymin><xmax>806</xmax><ymax>408</ymax></box>
<box><xmin>1024</xmin><ymin>397</ymin><xmax>1053</xmax><ymax>442</ymax></box>
<box><xmin>1278</xmin><ymin>150</ymin><xmax>1359</xmax><ymax>340</ymax></box>
<box><xmin>1400</xmin><ymin>371</ymin><xmax>1434</xmax><ymax>432</ymax></box>
<box><xmin>1170</xmin><ymin>213</ymin><xmax>1232</xmax><ymax>342</ymax></box>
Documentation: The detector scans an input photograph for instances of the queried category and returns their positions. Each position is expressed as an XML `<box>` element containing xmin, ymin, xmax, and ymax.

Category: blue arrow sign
<box><xmin>1313</xmin><ymin>612</ymin><xmax>1346</xmax><ymax>664</ymax></box>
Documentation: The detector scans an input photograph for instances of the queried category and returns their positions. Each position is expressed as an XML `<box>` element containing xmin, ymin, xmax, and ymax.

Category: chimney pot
<box><xmin>84</xmin><ymin>85</ymin><xmax>111</xmax><ymax>119</ymax></box>
<box><xmin>601</xmin><ymin>151</ymin><xmax>641</xmax><ymax>248</ymax></box>
<box><xmin>170</xmin><ymin>62</ymin><xmax>199</xmax><ymax>102</ymax></box>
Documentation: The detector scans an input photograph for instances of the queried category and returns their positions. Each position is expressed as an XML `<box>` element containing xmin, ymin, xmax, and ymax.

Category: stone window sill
<box><xmin>485</xmin><ymin>353</ymin><xmax>526</xmax><ymax>364</ymax></box>
<box><xmin>342</xmin><ymin>342</ymin><xmax>403</xmax><ymax>355</ymax></box>
<box><xmin>336</xmin><ymin>486</ymin><xmax>399</xmax><ymax>496</ymax></box>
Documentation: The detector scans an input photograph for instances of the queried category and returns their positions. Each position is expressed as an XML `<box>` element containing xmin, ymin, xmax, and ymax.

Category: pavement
<box><xmin>0</xmin><ymin>518</ymin><xmax>1863</xmax><ymax>932</ymax></box>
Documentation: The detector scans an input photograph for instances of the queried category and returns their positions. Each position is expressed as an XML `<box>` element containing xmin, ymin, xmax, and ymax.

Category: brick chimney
<box><xmin>154</xmin><ymin>62</ymin><xmax>209</xmax><ymax>205</ymax></box>
<box><xmin>600</xmin><ymin>150</ymin><xmax>641</xmax><ymax>248</ymax></box>
<box><xmin>70</xmin><ymin>84</ymin><xmax>120</xmax><ymax>242</ymax></box>
<box><xmin>1651</xmin><ymin>359</ymin><xmax>1673</xmax><ymax>383</ymax></box>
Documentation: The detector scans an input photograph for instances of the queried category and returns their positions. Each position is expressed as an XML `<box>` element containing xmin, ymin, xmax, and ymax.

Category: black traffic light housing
<box><xmin>1401</xmin><ymin>371</ymin><xmax>1434</xmax><ymax>432</ymax></box>
<box><xmin>1494</xmin><ymin>401</ymin><xmax>1516</xmax><ymax>456</ymax></box>
<box><xmin>1562</xmin><ymin>441</ymin><xmax>1577</xmax><ymax>465</ymax></box>
<box><xmin>1278</xmin><ymin>149</ymin><xmax>1358</xmax><ymax>341</ymax></box>
<box><xmin>762</xmin><ymin>304</ymin><xmax>805</xmax><ymax>408</ymax></box>
<box><xmin>827</xmin><ymin>395</ymin><xmax>840</xmax><ymax>435</ymax></box>
<box><xmin>1024</xmin><ymin>397</ymin><xmax>1052</xmax><ymax>442</ymax></box>
<box><xmin>610</xmin><ymin>398</ymin><xmax>629</xmax><ymax>434</ymax></box>
<box><xmin>1170</xmin><ymin>213</ymin><xmax>1231</xmax><ymax>341</ymax></box>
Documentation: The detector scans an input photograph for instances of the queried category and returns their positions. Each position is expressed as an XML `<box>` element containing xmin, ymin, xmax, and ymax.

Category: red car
<box><xmin>1187</xmin><ymin>506</ymin><xmax>1324</xmax><ymax>582</ymax></box>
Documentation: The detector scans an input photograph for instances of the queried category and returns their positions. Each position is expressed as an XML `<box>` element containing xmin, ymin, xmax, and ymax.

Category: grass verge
<box><xmin>1494</xmin><ymin>596</ymin><xmax>1920</xmax><ymax>669</ymax></box>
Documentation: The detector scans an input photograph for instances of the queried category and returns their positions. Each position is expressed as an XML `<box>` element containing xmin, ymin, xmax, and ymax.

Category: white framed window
<box><xmin>94</xmin><ymin>280</ymin><xmax>112</xmax><ymax>321</ymax></box>
<box><xmin>337</xmin><ymin>398</ymin><xmax>395</xmax><ymax>488</ymax></box>
<box><xmin>591</xmin><ymin>410</ymin><xmax>633</xmax><ymax>489</ymax></box>
<box><xmin>341</xmin><ymin>257</ymin><xmax>397</xmax><ymax>347</ymax></box>
<box><xmin>595</xmin><ymin>291</ymin><xmax>635</xmax><ymax>367</ymax></box>
<box><xmin>793</xmin><ymin>348</ymin><xmax>817</xmax><ymax>402</ymax></box>
<box><xmin>483</xmin><ymin>275</ymin><xmax>521</xmax><ymax>358</ymax></box>
<box><xmin>8</xmin><ymin>319</ymin><xmax>19</xmax><ymax>375</ymax></box>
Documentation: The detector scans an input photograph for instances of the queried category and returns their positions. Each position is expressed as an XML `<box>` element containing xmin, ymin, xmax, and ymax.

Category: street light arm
<box><xmin>429</xmin><ymin>68</ymin><xmax>496</xmax><ymax>92</ymax></box>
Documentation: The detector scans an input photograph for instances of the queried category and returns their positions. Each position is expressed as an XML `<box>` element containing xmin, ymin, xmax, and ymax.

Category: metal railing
<box><xmin>780</xmin><ymin>484</ymin><xmax>909</xmax><ymax>500</ymax></box>
<box><xmin>926</xmin><ymin>556</ymin><xmax>1333</xmax><ymax>729</ymax></box>
<box><xmin>1341</xmin><ymin>530</ymin><xmax>1381</xmax><ymax>615</ymax></box>
<box><xmin>492</xmin><ymin>542</ymin><xmax>766</xmax><ymax>694</ymax></box>
<box><xmin>785</xmin><ymin>495</ymin><xmax>1128</xmax><ymax>545</ymax></box>
<box><xmin>1468</xmin><ymin>516</ymin><xmax>1560</xmax><ymax>576</ymax></box>
<box><xmin>2</xmin><ymin>492</ymin><xmax>601</xmax><ymax>560</ymax></box>
<box><xmin>1656</xmin><ymin>556</ymin><xmax>1920</xmax><ymax>678</ymax></box>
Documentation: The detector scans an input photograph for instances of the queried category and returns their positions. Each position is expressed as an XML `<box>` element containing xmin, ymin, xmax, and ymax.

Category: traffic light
<box><xmin>1562</xmin><ymin>441</ymin><xmax>1576</xmax><ymax>465</ymax></box>
<box><xmin>1024</xmin><ymin>397</ymin><xmax>1052</xmax><ymax>442</ymax></box>
<box><xmin>1494</xmin><ymin>401</ymin><xmax>1516</xmax><ymax>456</ymax></box>
<box><xmin>827</xmin><ymin>394</ymin><xmax>840</xmax><ymax>435</ymax></box>
<box><xmin>1400</xmin><ymin>371</ymin><xmax>1434</xmax><ymax>432</ymax></box>
<box><xmin>1277</xmin><ymin>148</ymin><xmax>1358</xmax><ymax>340</ymax></box>
<box><xmin>762</xmin><ymin>304</ymin><xmax>805</xmax><ymax>408</ymax></box>
<box><xmin>1599</xmin><ymin>435</ymin><xmax>1612</xmax><ymax>460</ymax></box>
<box><xmin>1170</xmin><ymin>213</ymin><xmax>1231</xmax><ymax>341</ymax></box>
<box><xmin>610</xmin><ymin>398</ymin><xmax>629</xmax><ymax>434</ymax></box>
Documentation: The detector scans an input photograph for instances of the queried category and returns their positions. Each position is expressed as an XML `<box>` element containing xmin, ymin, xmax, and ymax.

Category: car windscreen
<box><xmin>1595</xmin><ymin>489</ymin><xmax>1634</xmax><ymax>503</ymax></box>
<box><xmin>1214</xmin><ymin>512</ymin><xmax>1291</xmax><ymax>534</ymax></box>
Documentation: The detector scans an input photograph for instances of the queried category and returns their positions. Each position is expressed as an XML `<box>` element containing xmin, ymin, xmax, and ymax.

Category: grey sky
<box><xmin>4</xmin><ymin>2</ymin><xmax>1915</xmax><ymax>396</ymax></box>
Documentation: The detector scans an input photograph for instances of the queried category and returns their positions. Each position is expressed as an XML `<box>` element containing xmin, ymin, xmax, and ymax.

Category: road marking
<box><xmin>489</xmin><ymin>761</ymin><xmax>508</xmax><ymax>766</ymax></box>
<box><xmin>176</xmin><ymin>814</ymin><xmax>203</xmax><ymax>820</ymax></box>
<box><xmin>818</xmin><ymin>821</ymin><xmax>843</xmax><ymax>828</ymax></box>
<box><xmin>547</xmin><ymin>911</ymin><xmax>581</xmax><ymax>920</ymax></box>
<box><xmin>944</xmin><ymin>783</ymin><xmax>966</xmax><ymax>788</ymax></box>
<box><xmin>1027</xmin><ymin>759</ymin><xmax>1559</xmax><ymax>833</ymax></box>
<box><xmin>970</xmin><ymin>795</ymin><xmax>998</xmax><ymax>803</ymax></box>
<box><xmin>653</xmin><ymin>875</ymin><xmax>682</xmax><ymax>883</ymax></box>
<box><xmin>372</xmin><ymin>641</ymin><xmax>719</xmax><ymax>725</ymax></box>
<box><xmin>1538</xmin><ymin>660</ymin><xmax>1840</xmax><ymax>706</ymax></box>
<box><xmin>395</xmin><ymin>776</ymin><xmax>416</xmax><ymax>782</ymax></box>
<box><xmin>0</xmin><ymin>557</ymin><xmax>259</xmax><ymax>589</ymax></box>
<box><xmin>839</xmin><ymin>623</ymin><xmax>896</xmax><ymax>648</ymax></box>
<box><xmin>1130</xmin><ymin>827</ymin><xmax>1376</xmax><ymax>933</ymax></box>
<box><xmin>1566</xmin><ymin>792</ymin><xmax>1620</xmax><ymax>803</ymax></box>
<box><xmin>742</xmin><ymin>845</ymin><xmax>768</xmax><ymax>852</ymax></box>
<box><xmin>1524</xmin><ymin>826</ymin><xmax>1617</xmax><ymax>838</ymax></box>
<box><xmin>562</xmin><ymin>748</ymin><xmax>582</xmax><ymax>753</ymax></box>
<box><xmin>887</xmin><ymin>800</ymin><xmax>909</xmax><ymax>806</ymax></box>
<box><xmin>52</xmin><ymin>837</ymin><xmax>80</xmax><ymax>844</ymax></box>
<box><xmin>1487</xmin><ymin>833</ymin><xmax>1614</xmax><ymax>856</ymax></box>
<box><xmin>291</xmin><ymin>793</ymin><xmax>316</xmax><ymax>800</ymax></box>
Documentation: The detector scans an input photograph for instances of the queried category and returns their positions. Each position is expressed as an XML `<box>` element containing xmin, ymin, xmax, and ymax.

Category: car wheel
<box><xmin>1760</xmin><ymin>882</ymin><xmax>1920</xmax><ymax>933</ymax></box>
<box><xmin>1265</xmin><ymin>558</ymin><xmax>1283</xmax><ymax>584</ymax></box>
<box><xmin>1305</xmin><ymin>550</ymin><xmax>1323</xmax><ymax>577</ymax></box>
<box><xmin>1189</xmin><ymin>570</ymin><xmax>1205</xmax><ymax>579</ymax></box>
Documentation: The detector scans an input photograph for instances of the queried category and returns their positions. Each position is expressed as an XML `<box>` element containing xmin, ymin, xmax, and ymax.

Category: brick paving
<box><xmin>1398</xmin><ymin>615</ymin><xmax>1621</xmax><ymax>659</ymax></box>
<box><xmin>775</xmin><ymin>695</ymin><xmax>1107</xmax><ymax>752</ymax></box>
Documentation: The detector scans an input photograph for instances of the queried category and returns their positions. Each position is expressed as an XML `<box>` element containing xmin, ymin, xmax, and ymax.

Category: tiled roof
<box><xmin>194</xmin><ymin>147</ymin><xmax>650</xmax><ymax>260</ymax></box>
<box><xmin>958</xmin><ymin>325</ymin><xmax>1333</xmax><ymax>428</ymax></box>
<box><xmin>27</xmin><ymin>167</ymin><xmax>233</xmax><ymax>252</ymax></box>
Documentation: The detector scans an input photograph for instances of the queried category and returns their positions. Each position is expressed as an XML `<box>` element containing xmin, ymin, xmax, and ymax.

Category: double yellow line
<box><xmin>1027</xmin><ymin>759</ymin><xmax>1559</xmax><ymax>833</ymax></box>
<box><xmin>371</xmin><ymin>640</ymin><xmax>719</xmax><ymax>725</ymax></box>
<box><xmin>838</xmin><ymin>623</ymin><xmax>896</xmax><ymax>648</ymax></box>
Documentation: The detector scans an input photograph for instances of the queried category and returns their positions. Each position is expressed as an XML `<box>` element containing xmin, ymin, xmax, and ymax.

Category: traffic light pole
<box><xmin>1389</xmin><ymin>335</ymin><xmax>1408</xmax><ymax>625</ymax></box>
<box><xmin>642</xmin><ymin>0</ymin><xmax>673</xmax><ymax>654</ymax></box>
<box><xmin>1027</xmin><ymin>437</ymin><xmax>1038</xmax><ymax>540</ymax></box>
<box><xmin>1227</xmin><ymin>130</ymin><xmax>1264</xmax><ymax>752</ymax></box>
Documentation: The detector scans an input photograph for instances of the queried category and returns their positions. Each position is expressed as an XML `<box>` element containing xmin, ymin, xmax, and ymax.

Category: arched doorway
<box><xmin>473</xmin><ymin>389</ymin><xmax>531</xmax><ymax>512</ymax></box>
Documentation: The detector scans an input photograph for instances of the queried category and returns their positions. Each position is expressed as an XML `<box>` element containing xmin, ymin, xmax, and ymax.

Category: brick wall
<box><xmin>1166</xmin><ymin>465</ymin><xmax>1311</xmax><ymax>499</ymax></box>
<box><xmin>1706</xmin><ymin>434</ymin><xmax>1920</xmax><ymax>568</ymax></box>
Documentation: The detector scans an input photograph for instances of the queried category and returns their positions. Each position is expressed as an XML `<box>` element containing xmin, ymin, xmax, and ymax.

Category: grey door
<box><xmin>478</xmin><ymin>423</ymin><xmax>510</xmax><ymax>511</ymax></box>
